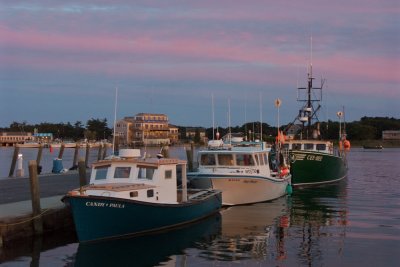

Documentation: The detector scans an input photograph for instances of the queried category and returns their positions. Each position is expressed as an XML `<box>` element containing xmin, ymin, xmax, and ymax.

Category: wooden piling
<box><xmin>102</xmin><ymin>143</ymin><xmax>108</xmax><ymax>159</ymax></box>
<box><xmin>78</xmin><ymin>158</ymin><xmax>87</xmax><ymax>193</ymax></box>
<box><xmin>97</xmin><ymin>143</ymin><xmax>103</xmax><ymax>160</ymax></box>
<box><xmin>162</xmin><ymin>145</ymin><xmax>170</xmax><ymax>158</ymax></box>
<box><xmin>185</xmin><ymin>144</ymin><xmax>194</xmax><ymax>172</ymax></box>
<box><xmin>36</xmin><ymin>144</ymin><xmax>43</xmax><ymax>166</ymax></box>
<box><xmin>28</xmin><ymin>160</ymin><xmax>43</xmax><ymax>235</ymax></box>
<box><xmin>8</xmin><ymin>145</ymin><xmax>20</xmax><ymax>177</ymax></box>
<box><xmin>181</xmin><ymin>163</ymin><xmax>188</xmax><ymax>202</ymax></box>
<box><xmin>58</xmin><ymin>143</ymin><xmax>65</xmax><ymax>159</ymax></box>
<box><xmin>70</xmin><ymin>142</ymin><xmax>79</xmax><ymax>170</ymax></box>
<box><xmin>85</xmin><ymin>142</ymin><xmax>90</xmax><ymax>168</ymax></box>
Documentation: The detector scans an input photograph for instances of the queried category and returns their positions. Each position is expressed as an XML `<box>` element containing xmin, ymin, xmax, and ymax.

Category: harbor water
<box><xmin>1</xmin><ymin>147</ymin><xmax>400</xmax><ymax>266</ymax></box>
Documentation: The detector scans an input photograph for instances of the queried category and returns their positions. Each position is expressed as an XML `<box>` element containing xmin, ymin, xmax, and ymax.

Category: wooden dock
<box><xmin>0</xmin><ymin>170</ymin><xmax>90</xmax><ymax>247</ymax></box>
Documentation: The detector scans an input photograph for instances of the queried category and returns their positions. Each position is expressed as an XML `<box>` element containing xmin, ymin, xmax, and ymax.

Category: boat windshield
<box><xmin>114</xmin><ymin>167</ymin><xmax>131</xmax><ymax>178</ymax></box>
<box><xmin>316</xmin><ymin>144</ymin><xmax>327</xmax><ymax>151</ymax></box>
<box><xmin>236</xmin><ymin>154</ymin><xmax>255</xmax><ymax>166</ymax></box>
<box><xmin>94</xmin><ymin>166</ymin><xmax>108</xmax><ymax>180</ymax></box>
<box><xmin>217</xmin><ymin>154</ymin><xmax>234</xmax><ymax>166</ymax></box>
<box><xmin>200</xmin><ymin>154</ymin><xmax>216</xmax><ymax>166</ymax></box>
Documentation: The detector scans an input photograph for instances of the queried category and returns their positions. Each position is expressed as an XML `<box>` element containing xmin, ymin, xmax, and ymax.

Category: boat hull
<box><xmin>63</xmin><ymin>192</ymin><xmax>222</xmax><ymax>242</ymax></box>
<box><xmin>190</xmin><ymin>175</ymin><xmax>290</xmax><ymax>205</ymax></box>
<box><xmin>289</xmin><ymin>151</ymin><xmax>347</xmax><ymax>187</ymax></box>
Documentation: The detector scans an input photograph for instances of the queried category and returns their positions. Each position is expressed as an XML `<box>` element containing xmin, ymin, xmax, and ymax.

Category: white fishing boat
<box><xmin>63</xmin><ymin>149</ymin><xmax>222</xmax><ymax>242</ymax></box>
<box><xmin>188</xmin><ymin>137</ymin><xmax>291</xmax><ymax>206</ymax></box>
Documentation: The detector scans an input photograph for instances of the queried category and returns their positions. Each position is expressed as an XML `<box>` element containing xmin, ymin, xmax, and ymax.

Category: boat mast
<box><xmin>259</xmin><ymin>92</ymin><xmax>263</xmax><ymax>141</ymax></box>
<box><xmin>112</xmin><ymin>87</ymin><xmax>118</xmax><ymax>155</ymax></box>
<box><xmin>212</xmin><ymin>93</ymin><xmax>215</xmax><ymax>140</ymax></box>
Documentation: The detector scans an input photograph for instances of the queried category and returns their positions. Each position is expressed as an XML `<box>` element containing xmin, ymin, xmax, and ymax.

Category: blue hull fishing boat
<box><xmin>63</xmin><ymin>149</ymin><xmax>222</xmax><ymax>242</ymax></box>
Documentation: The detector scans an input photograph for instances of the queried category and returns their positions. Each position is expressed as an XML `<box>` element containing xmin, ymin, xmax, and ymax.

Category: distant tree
<box><xmin>346</xmin><ymin>122</ymin><xmax>376</xmax><ymax>140</ymax></box>
<box><xmin>193</xmin><ymin>128</ymin><xmax>201</xmax><ymax>143</ymax></box>
<box><xmin>86</xmin><ymin>118</ymin><xmax>111</xmax><ymax>140</ymax></box>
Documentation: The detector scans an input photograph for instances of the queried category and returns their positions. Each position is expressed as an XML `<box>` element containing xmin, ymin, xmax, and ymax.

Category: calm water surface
<box><xmin>1</xmin><ymin>147</ymin><xmax>399</xmax><ymax>266</ymax></box>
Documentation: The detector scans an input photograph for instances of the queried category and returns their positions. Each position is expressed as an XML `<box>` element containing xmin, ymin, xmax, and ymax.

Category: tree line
<box><xmin>202</xmin><ymin>116</ymin><xmax>400</xmax><ymax>142</ymax></box>
<box><xmin>0</xmin><ymin>118</ymin><xmax>112</xmax><ymax>141</ymax></box>
<box><xmin>1</xmin><ymin>116</ymin><xmax>399</xmax><ymax>142</ymax></box>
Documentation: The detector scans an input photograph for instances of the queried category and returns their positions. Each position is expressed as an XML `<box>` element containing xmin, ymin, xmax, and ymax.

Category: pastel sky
<box><xmin>1</xmin><ymin>0</ymin><xmax>399</xmax><ymax>128</ymax></box>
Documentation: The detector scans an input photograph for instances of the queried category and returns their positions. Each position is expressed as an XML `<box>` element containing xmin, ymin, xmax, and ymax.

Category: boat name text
<box><xmin>85</xmin><ymin>201</ymin><xmax>125</xmax><ymax>209</ymax></box>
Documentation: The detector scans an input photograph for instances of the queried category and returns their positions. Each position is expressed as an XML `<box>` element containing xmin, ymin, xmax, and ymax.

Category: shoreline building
<box><xmin>115</xmin><ymin>113</ymin><xmax>177</xmax><ymax>146</ymax></box>
<box><xmin>382</xmin><ymin>130</ymin><xmax>400</xmax><ymax>140</ymax></box>
<box><xmin>0</xmin><ymin>132</ymin><xmax>34</xmax><ymax>147</ymax></box>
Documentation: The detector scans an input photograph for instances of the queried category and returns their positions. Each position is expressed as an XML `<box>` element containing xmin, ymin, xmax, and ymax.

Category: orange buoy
<box><xmin>343</xmin><ymin>140</ymin><xmax>351</xmax><ymax>151</ymax></box>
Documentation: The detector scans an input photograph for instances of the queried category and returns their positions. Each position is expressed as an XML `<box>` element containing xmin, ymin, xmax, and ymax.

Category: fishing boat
<box><xmin>188</xmin><ymin>137</ymin><xmax>291</xmax><ymax>206</ymax></box>
<box><xmin>283</xmin><ymin>63</ymin><xmax>349</xmax><ymax>187</ymax></box>
<box><xmin>62</xmin><ymin>149</ymin><xmax>222</xmax><ymax>242</ymax></box>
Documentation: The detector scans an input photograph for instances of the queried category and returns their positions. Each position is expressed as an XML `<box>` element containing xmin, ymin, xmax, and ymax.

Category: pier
<box><xmin>0</xmin><ymin>168</ymin><xmax>90</xmax><ymax>247</ymax></box>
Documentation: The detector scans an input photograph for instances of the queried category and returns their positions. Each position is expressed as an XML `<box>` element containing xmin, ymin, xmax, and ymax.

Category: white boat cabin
<box><xmin>197</xmin><ymin>141</ymin><xmax>283</xmax><ymax>177</ymax></box>
<box><xmin>283</xmin><ymin>140</ymin><xmax>334</xmax><ymax>154</ymax></box>
<box><xmin>81</xmin><ymin>149</ymin><xmax>187</xmax><ymax>204</ymax></box>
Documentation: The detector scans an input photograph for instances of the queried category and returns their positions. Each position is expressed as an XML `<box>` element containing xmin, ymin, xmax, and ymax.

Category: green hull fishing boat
<box><xmin>283</xmin><ymin>62</ymin><xmax>349</xmax><ymax>187</ymax></box>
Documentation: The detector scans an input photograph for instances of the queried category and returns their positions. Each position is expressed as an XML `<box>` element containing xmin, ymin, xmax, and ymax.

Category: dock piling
<box><xmin>102</xmin><ymin>143</ymin><xmax>108</xmax><ymax>159</ymax></box>
<box><xmin>58</xmin><ymin>143</ymin><xmax>65</xmax><ymax>159</ymax></box>
<box><xmin>161</xmin><ymin>145</ymin><xmax>170</xmax><ymax>158</ymax></box>
<box><xmin>36</xmin><ymin>144</ymin><xmax>43</xmax><ymax>174</ymax></box>
<box><xmin>78</xmin><ymin>158</ymin><xmax>87</xmax><ymax>193</ymax></box>
<box><xmin>85</xmin><ymin>142</ymin><xmax>90</xmax><ymax>168</ymax></box>
<box><xmin>70</xmin><ymin>142</ymin><xmax>79</xmax><ymax>170</ymax></box>
<box><xmin>28</xmin><ymin>160</ymin><xmax>43</xmax><ymax>235</ymax></box>
<box><xmin>97</xmin><ymin>143</ymin><xmax>103</xmax><ymax>160</ymax></box>
<box><xmin>185</xmin><ymin>143</ymin><xmax>194</xmax><ymax>172</ymax></box>
<box><xmin>8</xmin><ymin>145</ymin><xmax>20</xmax><ymax>177</ymax></box>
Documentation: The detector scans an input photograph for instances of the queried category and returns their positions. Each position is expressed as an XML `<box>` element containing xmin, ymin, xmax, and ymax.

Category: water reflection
<box><xmin>198</xmin><ymin>197</ymin><xmax>289</xmax><ymax>262</ymax></box>
<box><xmin>287</xmin><ymin>180</ymin><xmax>348</xmax><ymax>266</ymax></box>
<box><xmin>74</xmin><ymin>213</ymin><xmax>221</xmax><ymax>267</ymax></box>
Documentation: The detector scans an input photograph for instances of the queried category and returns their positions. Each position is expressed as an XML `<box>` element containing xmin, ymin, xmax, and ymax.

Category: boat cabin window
<box><xmin>236</xmin><ymin>154</ymin><xmax>255</xmax><ymax>166</ymax></box>
<box><xmin>217</xmin><ymin>154</ymin><xmax>234</xmax><ymax>166</ymax></box>
<box><xmin>114</xmin><ymin>167</ymin><xmax>131</xmax><ymax>178</ymax></box>
<box><xmin>257</xmin><ymin>154</ymin><xmax>265</xmax><ymax>165</ymax></box>
<box><xmin>138</xmin><ymin>167</ymin><xmax>154</xmax><ymax>180</ymax></box>
<box><xmin>304</xmin><ymin>143</ymin><xmax>314</xmax><ymax>150</ymax></box>
<box><xmin>292</xmin><ymin>143</ymin><xmax>302</xmax><ymax>150</ymax></box>
<box><xmin>200</xmin><ymin>154</ymin><xmax>216</xmax><ymax>166</ymax></box>
<box><xmin>147</xmin><ymin>189</ymin><xmax>154</xmax><ymax>198</ymax></box>
<box><xmin>263</xmin><ymin>154</ymin><xmax>268</xmax><ymax>165</ymax></box>
<box><xmin>316</xmin><ymin>144</ymin><xmax>326</xmax><ymax>151</ymax></box>
<box><xmin>94</xmin><ymin>166</ymin><xmax>108</xmax><ymax>180</ymax></box>
<box><xmin>130</xmin><ymin>191</ymin><xmax>138</xmax><ymax>198</ymax></box>
<box><xmin>283</xmin><ymin>144</ymin><xmax>289</xmax><ymax>149</ymax></box>
<box><xmin>165</xmin><ymin>170</ymin><xmax>172</xmax><ymax>179</ymax></box>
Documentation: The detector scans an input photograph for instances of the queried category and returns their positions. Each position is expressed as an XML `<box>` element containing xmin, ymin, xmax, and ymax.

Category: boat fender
<box><xmin>279</xmin><ymin>166</ymin><xmax>289</xmax><ymax>177</ymax></box>
<box><xmin>286</xmin><ymin>184</ymin><xmax>293</xmax><ymax>195</ymax></box>
<box><xmin>343</xmin><ymin>140</ymin><xmax>351</xmax><ymax>151</ymax></box>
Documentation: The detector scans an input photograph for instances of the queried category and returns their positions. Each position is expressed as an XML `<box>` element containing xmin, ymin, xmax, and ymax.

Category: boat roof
<box><xmin>84</xmin><ymin>183</ymin><xmax>155</xmax><ymax>192</ymax></box>
<box><xmin>92</xmin><ymin>157</ymin><xmax>186</xmax><ymax>168</ymax></box>
<box><xmin>285</xmin><ymin>139</ymin><xmax>332</xmax><ymax>144</ymax></box>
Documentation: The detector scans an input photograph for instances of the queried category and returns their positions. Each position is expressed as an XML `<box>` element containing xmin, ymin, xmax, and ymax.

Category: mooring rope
<box><xmin>0</xmin><ymin>209</ymin><xmax>50</xmax><ymax>227</ymax></box>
